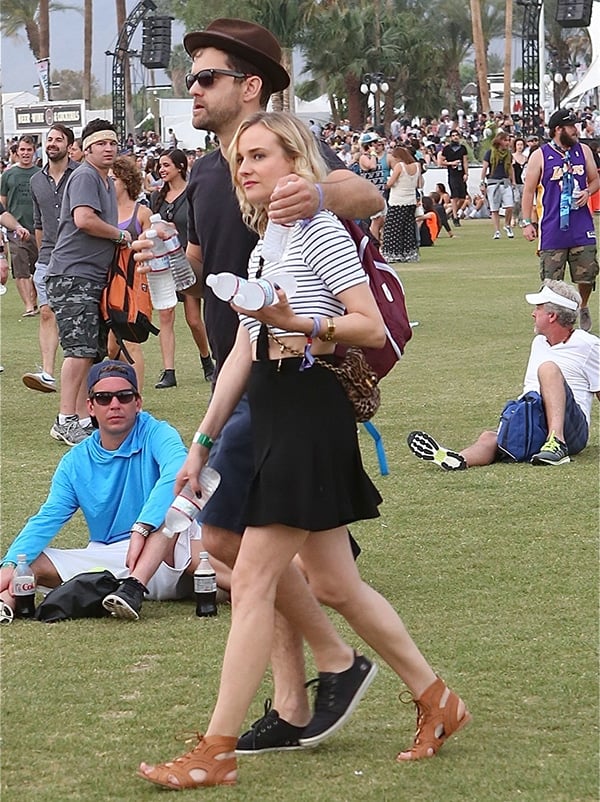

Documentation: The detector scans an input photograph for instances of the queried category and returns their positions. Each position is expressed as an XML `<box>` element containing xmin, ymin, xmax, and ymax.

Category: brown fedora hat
<box><xmin>184</xmin><ymin>18</ymin><xmax>290</xmax><ymax>93</ymax></box>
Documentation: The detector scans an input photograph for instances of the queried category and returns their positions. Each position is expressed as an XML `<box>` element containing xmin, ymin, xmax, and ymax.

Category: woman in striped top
<box><xmin>139</xmin><ymin>112</ymin><xmax>469</xmax><ymax>789</ymax></box>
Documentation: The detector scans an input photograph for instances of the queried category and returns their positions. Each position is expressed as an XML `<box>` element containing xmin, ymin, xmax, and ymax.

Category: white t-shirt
<box><xmin>522</xmin><ymin>330</ymin><xmax>600</xmax><ymax>424</ymax></box>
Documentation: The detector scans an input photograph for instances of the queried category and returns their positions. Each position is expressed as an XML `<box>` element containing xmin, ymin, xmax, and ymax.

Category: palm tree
<box><xmin>0</xmin><ymin>0</ymin><xmax>76</xmax><ymax>61</ymax></box>
<box><xmin>83</xmin><ymin>0</ymin><xmax>92</xmax><ymax>106</ymax></box>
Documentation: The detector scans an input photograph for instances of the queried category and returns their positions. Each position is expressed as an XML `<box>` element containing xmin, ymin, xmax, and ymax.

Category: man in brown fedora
<box><xmin>177</xmin><ymin>16</ymin><xmax>387</xmax><ymax>751</ymax></box>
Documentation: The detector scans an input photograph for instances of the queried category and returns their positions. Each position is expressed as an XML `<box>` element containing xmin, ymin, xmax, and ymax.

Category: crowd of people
<box><xmin>0</xmin><ymin>13</ymin><xmax>598</xmax><ymax>794</ymax></box>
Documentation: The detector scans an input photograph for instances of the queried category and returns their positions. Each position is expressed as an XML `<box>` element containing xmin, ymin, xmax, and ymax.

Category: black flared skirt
<box><xmin>245</xmin><ymin>356</ymin><xmax>382</xmax><ymax>532</ymax></box>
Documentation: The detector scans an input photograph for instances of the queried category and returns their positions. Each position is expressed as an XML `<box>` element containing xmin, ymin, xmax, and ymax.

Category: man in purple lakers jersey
<box><xmin>522</xmin><ymin>108</ymin><xmax>599</xmax><ymax>332</ymax></box>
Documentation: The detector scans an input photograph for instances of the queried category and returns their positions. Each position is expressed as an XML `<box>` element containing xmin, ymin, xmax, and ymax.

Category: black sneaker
<box><xmin>236</xmin><ymin>699</ymin><xmax>305</xmax><ymax>754</ymax></box>
<box><xmin>200</xmin><ymin>354</ymin><xmax>215</xmax><ymax>383</ymax></box>
<box><xmin>407</xmin><ymin>430</ymin><xmax>467</xmax><ymax>471</ymax></box>
<box><xmin>299</xmin><ymin>653</ymin><xmax>378</xmax><ymax>747</ymax></box>
<box><xmin>102</xmin><ymin>577</ymin><xmax>147</xmax><ymax>620</ymax></box>
<box><xmin>155</xmin><ymin>369</ymin><xmax>177</xmax><ymax>389</ymax></box>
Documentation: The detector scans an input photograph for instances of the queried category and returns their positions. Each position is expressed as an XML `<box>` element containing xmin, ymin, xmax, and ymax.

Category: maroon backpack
<box><xmin>338</xmin><ymin>219</ymin><xmax>412</xmax><ymax>379</ymax></box>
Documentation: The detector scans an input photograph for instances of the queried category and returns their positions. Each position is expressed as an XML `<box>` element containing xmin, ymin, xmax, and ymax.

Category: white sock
<box><xmin>58</xmin><ymin>413</ymin><xmax>76</xmax><ymax>424</ymax></box>
<box><xmin>78</xmin><ymin>416</ymin><xmax>92</xmax><ymax>428</ymax></box>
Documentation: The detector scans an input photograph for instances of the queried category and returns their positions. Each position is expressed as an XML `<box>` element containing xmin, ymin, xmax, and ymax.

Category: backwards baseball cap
<box><xmin>548</xmin><ymin>108</ymin><xmax>578</xmax><ymax>130</ymax></box>
<box><xmin>525</xmin><ymin>285</ymin><xmax>579</xmax><ymax>311</ymax></box>
<box><xmin>183</xmin><ymin>18</ymin><xmax>290</xmax><ymax>93</ymax></box>
<box><xmin>87</xmin><ymin>360</ymin><xmax>138</xmax><ymax>394</ymax></box>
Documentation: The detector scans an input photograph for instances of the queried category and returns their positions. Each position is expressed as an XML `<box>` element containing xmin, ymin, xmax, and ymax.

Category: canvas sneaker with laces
<box><xmin>530</xmin><ymin>431</ymin><xmax>570</xmax><ymax>465</ymax></box>
<box><xmin>50</xmin><ymin>415</ymin><xmax>89</xmax><ymax>446</ymax></box>
<box><xmin>22</xmin><ymin>368</ymin><xmax>57</xmax><ymax>393</ymax></box>
<box><xmin>503</xmin><ymin>225</ymin><xmax>514</xmax><ymax>238</ymax></box>
<box><xmin>407</xmin><ymin>431</ymin><xmax>467</xmax><ymax>471</ymax></box>
<box><xmin>299</xmin><ymin>652</ymin><xmax>378</xmax><ymax>747</ymax></box>
<box><xmin>102</xmin><ymin>577</ymin><xmax>147</xmax><ymax>620</ymax></box>
<box><xmin>236</xmin><ymin>699</ymin><xmax>305</xmax><ymax>754</ymax></box>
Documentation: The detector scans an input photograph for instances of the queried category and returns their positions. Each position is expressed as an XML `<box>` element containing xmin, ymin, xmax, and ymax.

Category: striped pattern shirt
<box><xmin>239</xmin><ymin>211</ymin><xmax>367</xmax><ymax>343</ymax></box>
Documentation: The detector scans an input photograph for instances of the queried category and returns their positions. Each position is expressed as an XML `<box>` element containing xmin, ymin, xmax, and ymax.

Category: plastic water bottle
<box><xmin>194</xmin><ymin>551</ymin><xmax>217</xmax><ymax>617</ymax></box>
<box><xmin>162</xmin><ymin>467</ymin><xmax>221</xmax><ymax>538</ymax></box>
<box><xmin>145</xmin><ymin>229</ymin><xmax>178</xmax><ymax>309</ymax></box>
<box><xmin>13</xmin><ymin>554</ymin><xmax>36</xmax><ymax>619</ymax></box>
<box><xmin>206</xmin><ymin>272</ymin><xmax>296</xmax><ymax>310</ymax></box>
<box><xmin>571</xmin><ymin>183</ymin><xmax>582</xmax><ymax>210</ymax></box>
<box><xmin>261</xmin><ymin>220</ymin><xmax>293</xmax><ymax>262</ymax></box>
<box><xmin>148</xmin><ymin>214</ymin><xmax>196</xmax><ymax>291</ymax></box>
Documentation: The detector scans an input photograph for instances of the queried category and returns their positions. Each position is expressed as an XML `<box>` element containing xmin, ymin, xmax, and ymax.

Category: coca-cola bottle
<box><xmin>13</xmin><ymin>554</ymin><xmax>36</xmax><ymax>619</ymax></box>
<box><xmin>194</xmin><ymin>551</ymin><xmax>217</xmax><ymax>617</ymax></box>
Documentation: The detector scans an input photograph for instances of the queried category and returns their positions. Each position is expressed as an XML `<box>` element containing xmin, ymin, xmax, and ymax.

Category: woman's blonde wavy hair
<box><xmin>227</xmin><ymin>111</ymin><xmax>328</xmax><ymax>236</ymax></box>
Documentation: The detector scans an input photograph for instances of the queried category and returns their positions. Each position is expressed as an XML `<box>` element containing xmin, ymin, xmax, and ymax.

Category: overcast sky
<box><xmin>1</xmin><ymin>4</ymin><xmax>186</xmax><ymax>97</ymax></box>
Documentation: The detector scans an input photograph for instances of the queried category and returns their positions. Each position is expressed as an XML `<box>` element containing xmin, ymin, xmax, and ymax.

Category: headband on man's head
<box><xmin>82</xmin><ymin>130</ymin><xmax>118</xmax><ymax>151</ymax></box>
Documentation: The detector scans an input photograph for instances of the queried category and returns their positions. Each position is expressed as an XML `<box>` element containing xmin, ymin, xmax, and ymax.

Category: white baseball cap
<box><xmin>525</xmin><ymin>286</ymin><xmax>579</xmax><ymax>310</ymax></box>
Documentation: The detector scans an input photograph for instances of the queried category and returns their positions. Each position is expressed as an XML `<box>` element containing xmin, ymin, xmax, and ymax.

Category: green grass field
<box><xmin>1</xmin><ymin>219</ymin><xmax>598</xmax><ymax>802</ymax></box>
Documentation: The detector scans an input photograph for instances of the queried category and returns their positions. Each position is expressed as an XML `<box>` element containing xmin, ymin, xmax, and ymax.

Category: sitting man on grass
<box><xmin>408</xmin><ymin>279</ymin><xmax>599</xmax><ymax>470</ymax></box>
<box><xmin>0</xmin><ymin>360</ymin><xmax>229</xmax><ymax>623</ymax></box>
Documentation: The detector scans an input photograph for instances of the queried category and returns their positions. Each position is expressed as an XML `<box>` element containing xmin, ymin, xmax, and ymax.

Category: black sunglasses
<box><xmin>185</xmin><ymin>69</ymin><xmax>248</xmax><ymax>91</ymax></box>
<box><xmin>90</xmin><ymin>390</ymin><xmax>138</xmax><ymax>406</ymax></box>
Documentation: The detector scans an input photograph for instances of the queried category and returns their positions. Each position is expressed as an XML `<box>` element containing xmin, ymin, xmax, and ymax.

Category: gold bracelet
<box><xmin>319</xmin><ymin>318</ymin><xmax>335</xmax><ymax>342</ymax></box>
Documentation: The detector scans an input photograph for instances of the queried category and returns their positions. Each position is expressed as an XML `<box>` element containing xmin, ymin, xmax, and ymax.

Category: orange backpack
<box><xmin>100</xmin><ymin>241</ymin><xmax>159</xmax><ymax>362</ymax></box>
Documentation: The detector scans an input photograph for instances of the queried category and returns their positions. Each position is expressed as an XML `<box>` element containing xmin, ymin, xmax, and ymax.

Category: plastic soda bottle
<box><xmin>145</xmin><ymin>229</ymin><xmax>178</xmax><ymax>309</ymax></box>
<box><xmin>261</xmin><ymin>220</ymin><xmax>293</xmax><ymax>262</ymax></box>
<box><xmin>206</xmin><ymin>272</ymin><xmax>296</xmax><ymax>310</ymax></box>
<box><xmin>148</xmin><ymin>214</ymin><xmax>196</xmax><ymax>291</ymax></box>
<box><xmin>194</xmin><ymin>551</ymin><xmax>217</xmax><ymax>617</ymax></box>
<box><xmin>162</xmin><ymin>467</ymin><xmax>221</xmax><ymax>537</ymax></box>
<box><xmin>13</xmin><ymin>554</ymin><xmax>36</xmax><ymax>619</ymax></box>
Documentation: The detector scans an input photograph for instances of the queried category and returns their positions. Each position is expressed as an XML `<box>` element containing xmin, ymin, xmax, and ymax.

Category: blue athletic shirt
<box><xmin>2</xmin><ymin>412</ymin><xmax>186</xmax><ymax>566</ymax></box>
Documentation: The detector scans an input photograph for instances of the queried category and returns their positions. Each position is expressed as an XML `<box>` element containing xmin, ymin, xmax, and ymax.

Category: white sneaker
<box><xmin>23</xmin><ymin>369</ymin><xmax>57</xmax><ymax>393</ymax></box>
<box><xmin>504</xmin><ymin>225</ymin><xmax>514</xmax><ymax>238</ymax></box>
<box><xmin>493</xmin><ymin>230</ymin><xmax>501</xmax><ymax>240</ymax></box>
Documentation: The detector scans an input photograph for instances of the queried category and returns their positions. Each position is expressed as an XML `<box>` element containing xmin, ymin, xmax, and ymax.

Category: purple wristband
<box><xmin>309</xmin><ymin>316</ymin><xmax>323</xmax><ymax>339</ymax></box>
<box><xmin>315</xmin><ymin>183</ymin><xmax>324</xmax><ymax>213</ymax></box>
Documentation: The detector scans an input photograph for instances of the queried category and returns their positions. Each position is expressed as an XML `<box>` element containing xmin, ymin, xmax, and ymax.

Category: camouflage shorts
<box><xmin>539</xmin><ymin>246</ymin><xmax>599</xmax><ymax>286</ymax></box>
<box><xmin>45</xmin><ymin>274</ymin><xmax>108</xmax><ymax>358</ymax></box>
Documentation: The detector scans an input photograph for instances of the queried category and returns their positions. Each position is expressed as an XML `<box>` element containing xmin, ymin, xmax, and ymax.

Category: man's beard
<box><xmin>46</xmin><ymin>149</ymin><xmax>67</xmax><ymax>162</ymax></box>
<box><xmin>559</xmin><ymin>129</ymin><xmax>577</xmax><ymax>149</ymax></box>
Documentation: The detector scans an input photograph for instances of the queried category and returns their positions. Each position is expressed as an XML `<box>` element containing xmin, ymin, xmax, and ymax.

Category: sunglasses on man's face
<box><xmin>185</xmin><ymin>68</ymin><xmax>248</xmax><ymax>91</ymax></box>
<box><xmin>90</xmin><ymin>390</ymin><xmax>138</xmax><ymax>406</ymax></box>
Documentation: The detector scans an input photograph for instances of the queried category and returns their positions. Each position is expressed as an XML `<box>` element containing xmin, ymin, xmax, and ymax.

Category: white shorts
<box><xmin>42</xmin><ymin>524</ymin><xmax>199</xmax><ymax>601</ymax></box>
<box><xmin>487</xmin><ymin>182</ymin><xmax>514</xmax><ymax>213</ymax></box>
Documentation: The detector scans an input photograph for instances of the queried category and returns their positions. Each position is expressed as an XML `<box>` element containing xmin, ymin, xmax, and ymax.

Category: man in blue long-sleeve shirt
<box><xmin>0</xmin><ymin>361</ymin><xmax>206</xmax><ymax>621</ymax></box>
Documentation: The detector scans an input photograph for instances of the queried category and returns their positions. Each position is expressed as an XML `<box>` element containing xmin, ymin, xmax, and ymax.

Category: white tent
<box><xmin>562</xmin><ymin>1</ymin><xmax>600</xmax><ymax>106</ymax></box>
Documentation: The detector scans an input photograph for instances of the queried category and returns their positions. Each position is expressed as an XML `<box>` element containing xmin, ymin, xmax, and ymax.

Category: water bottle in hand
<box><xmin>162</xmin><ymin>467</ymin><xmax>221</xmax><ymax>537</ymax></box>
<box><xmin>145</xmin><ymin>229</ymin><xmax>178</xmax><ymax>309</ymax></box>
<box><xmin>149</xmin><ymin>214</ymin><xmax>196</xmax><ymax>291</ymax></box>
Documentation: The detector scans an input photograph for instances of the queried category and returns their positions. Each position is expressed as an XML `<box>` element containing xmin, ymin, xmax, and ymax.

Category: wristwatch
<box><xmin>131</xmin><ymin>522</ymin><xmax>153</xmax><ymax>538</ymax></box>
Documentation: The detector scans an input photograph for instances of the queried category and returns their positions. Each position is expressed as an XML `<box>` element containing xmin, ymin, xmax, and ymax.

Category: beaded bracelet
<box><xmin>193</xmin><ymin>431</ymin><xmax>214</xmax><ymax>449</ymax></box>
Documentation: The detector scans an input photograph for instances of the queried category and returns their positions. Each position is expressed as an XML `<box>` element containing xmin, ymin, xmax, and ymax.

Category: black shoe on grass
<box><xmin>236</xmin><ymin>699</ymin><xmax>305</xmax><ymax>754</ymax></box>
<box><xmin>300</xmin><ymin>653</ymin><xmax>378</xmax><ymax>747</ymax></box>
<box><xmin>102</xmin><ymin>577</ymin><xmax>147</xmax><ymax>621</ymax></box>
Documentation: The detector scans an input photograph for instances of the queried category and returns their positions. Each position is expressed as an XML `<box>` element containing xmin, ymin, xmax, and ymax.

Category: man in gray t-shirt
<box><xmin>45</xmin><ymin>118</ymin><xmax>129</xmax><ymax>447</ymax></box>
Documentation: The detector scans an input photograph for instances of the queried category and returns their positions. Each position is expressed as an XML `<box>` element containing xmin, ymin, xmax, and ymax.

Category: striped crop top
<box><xmin>238</xmin><ymin>211</ymin><xmax>367</xmax><ymax>343</ymax></box>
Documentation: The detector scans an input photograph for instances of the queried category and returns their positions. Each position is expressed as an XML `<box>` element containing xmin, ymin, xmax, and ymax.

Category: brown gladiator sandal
<box><xmin>397</xmin><ymin>677</ymin><xmax>471</xmax><ymax>761</ymax></box>
<box><xmin>137</xmin><ymin>734</ymin><xmax>237</xmax><ymax>789</ymax></box>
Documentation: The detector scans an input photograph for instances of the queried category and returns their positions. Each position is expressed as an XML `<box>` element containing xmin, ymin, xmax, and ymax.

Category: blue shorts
<box><xmin>200</xmin><ymin>394</ymin><xmax>254</xmax><ymax>535</ymax></box>
<box><xmin>562</xmin><ymin>382</ymin><xmax>588</xmax><ymax>455</ymax></box>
